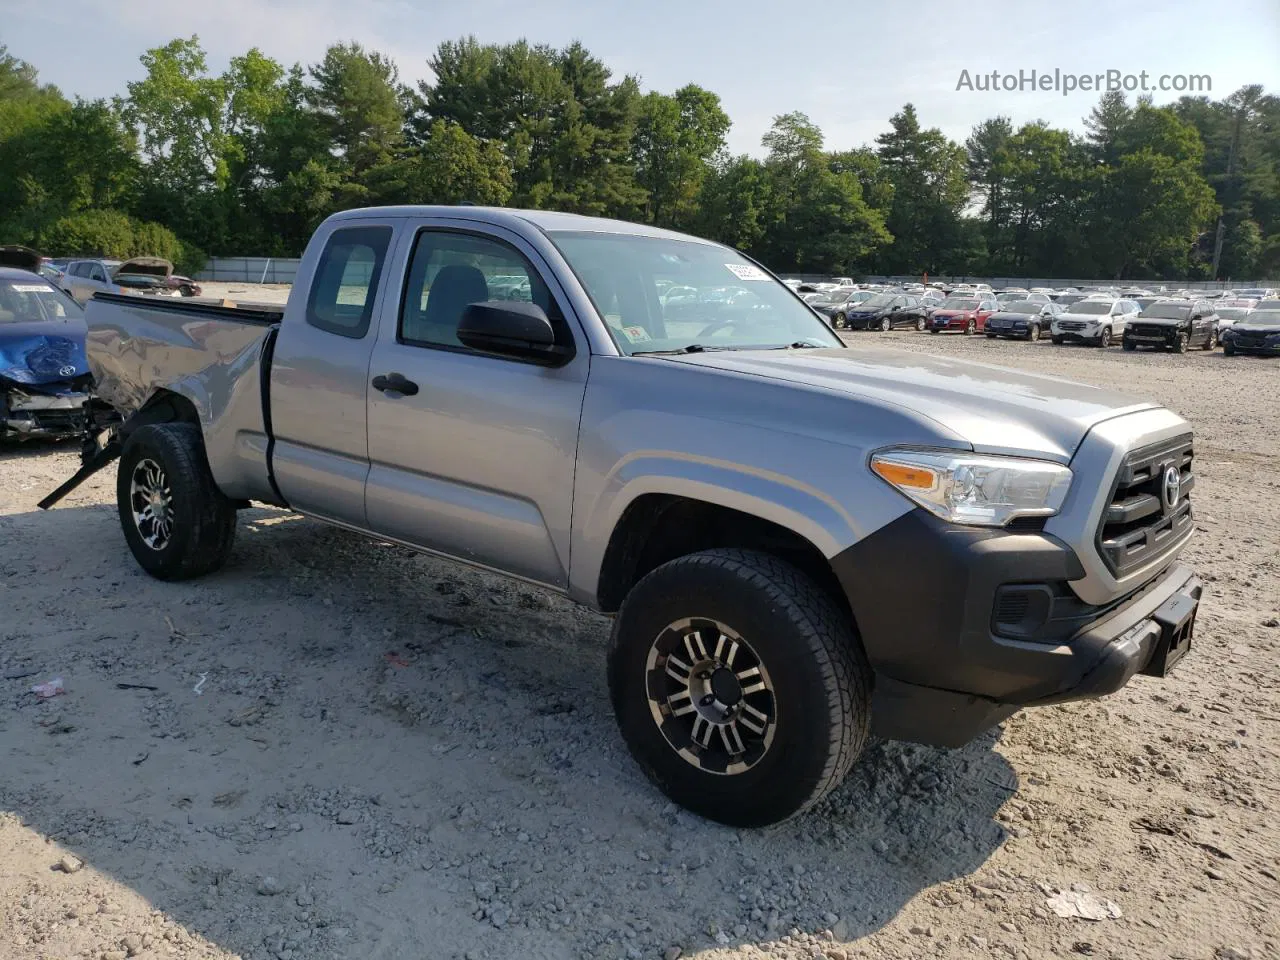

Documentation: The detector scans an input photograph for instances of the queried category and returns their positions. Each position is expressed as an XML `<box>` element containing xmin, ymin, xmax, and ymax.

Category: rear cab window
<box><xmin>306</xmin><ymin>226</ymin><xmax>393</xmax><ymax>339</ymax></box>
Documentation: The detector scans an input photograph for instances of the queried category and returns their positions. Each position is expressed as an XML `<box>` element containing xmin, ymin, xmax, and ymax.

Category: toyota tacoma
<box><xmin>45</xmin><ymin>206</ymin><xmax>1202</xmax><ymax>826</ymax></box>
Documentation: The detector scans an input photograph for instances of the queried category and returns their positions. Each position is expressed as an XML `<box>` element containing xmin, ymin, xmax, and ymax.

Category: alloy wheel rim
<box><xmin>645</xmin><ymin>618</ymin><xmax>776</xmax><ymax>775</ymax></box>
<box><xmin>129</xmin><ymin>458</ymin><xmax>173</xmax><ymax>550</ymax></box>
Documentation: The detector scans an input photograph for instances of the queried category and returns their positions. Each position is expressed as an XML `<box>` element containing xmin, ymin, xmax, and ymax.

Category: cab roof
<box><xmin>324</xmin><ymin>205</ymin><xmax>716</xmax><ymax>244</ymax></box>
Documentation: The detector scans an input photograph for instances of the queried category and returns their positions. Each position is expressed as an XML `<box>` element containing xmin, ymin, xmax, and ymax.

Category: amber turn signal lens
<box><xmin>871</xmin><ymin>460</ymin><xmax>936</xmax><ymax>490</ymax></box>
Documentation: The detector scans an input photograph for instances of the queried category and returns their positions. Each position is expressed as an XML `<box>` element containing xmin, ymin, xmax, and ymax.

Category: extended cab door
<box><xmin>363</xmin><ymin>220</ymin><xmax>589</xmax><ymax>589</ymax></box>
<box><xmin>268</xmin><ymin>219</ymin><xmax>399</xmax><ymax>524</ymax></box>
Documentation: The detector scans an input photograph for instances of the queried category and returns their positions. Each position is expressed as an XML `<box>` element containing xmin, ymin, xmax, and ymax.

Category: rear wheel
<box><xmin>1202</xmin><ymin>329</ymin><xmax>1217</xmax><ymax>351</ymax></box>
<box><xmin>915</xmin><ymin>317</ymin><xmax>926</xmax><ymax>331</ymax></box>
<box><xmin>608</xmin><ymin>549</ymin><xmax>871</xmax><ymax>827</ymax></box>
<box><xmin>1224</xmin><ymin>341</ymin><xmax>1236</xmax><ymax>356</ymax></box>
<box><xmin>116</xmin><ymin>423</ymin><xmax>237</xmax><ymax>581</ymax></box>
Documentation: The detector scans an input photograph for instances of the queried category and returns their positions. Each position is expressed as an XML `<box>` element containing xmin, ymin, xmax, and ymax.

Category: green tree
<box><xmin>632</xmin><ymin>85</ymin><xmax>730</xmax><ymax>227</ymax></box>
<box><xmin>1084</xmin><ymin>90</ymin><xmax>1132</xmax><ymax>164</ymax></box>
<box><xmin>307</xmin><ymin>42</ymin><xmax>404</xmax><ymax>176</ymax></box>
<box><xmin>874</xmin><ymin>104</ymin><xmax>968</xmax><ymax>274</ymax></box>
<box><xmin>965</xmin><ymin>115</ymin><xmax>1013</xmax><ymax>269</ymax></box>
<box><xmin>747</xmin><ymin>113</ymin><xmax>891</xmax><ymax>272</ymax></box>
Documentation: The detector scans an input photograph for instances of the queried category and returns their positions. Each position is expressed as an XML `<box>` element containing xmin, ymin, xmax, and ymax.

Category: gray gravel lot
<box><xmin>1</xmin><ymin>302</ymin><xmax>1277</xmax><ymax>960</ymax></box>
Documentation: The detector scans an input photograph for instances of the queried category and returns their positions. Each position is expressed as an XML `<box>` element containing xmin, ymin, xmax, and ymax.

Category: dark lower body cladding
<box><xmin>832</xmin><ymin>510</ymin><xmax>1201</xmax><ymax>748</ymax></box>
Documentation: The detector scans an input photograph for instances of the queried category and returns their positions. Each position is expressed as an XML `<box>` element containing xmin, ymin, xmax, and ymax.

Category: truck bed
<box><xmin>86</xmin><ymin>292</ymin><xmax>284</xmax><ymax>503</ymax></box>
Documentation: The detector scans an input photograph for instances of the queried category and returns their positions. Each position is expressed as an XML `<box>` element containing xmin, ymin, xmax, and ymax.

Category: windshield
<box><xmin>814</xmin><ymin>290</ymin><xmax>853</xmax><ymax>304</ymax></box>
<box><xmin>0</xmin><ymin>277</ymin><xmax>83</xmax><ymax>323</ymax></box>
<box><xmin>1216</xmin><ymin>307</ymin><xmax>1250</xmax><ymax>319</ymax></box>
<box><xmin>857</xmin><ymin>294</ymin><xmax>897</xmax><ymax>310</ymax></box>
<box><xmin>939</xmin><ymin>298</ymin><xmax>978</xmax><ymax>310</ymax></box>
<box><xmin>1139</xmin><ymin>303</ymin><xmax>1191</xmax><ymax>319</ymax></box>
<box><xmin>1001</xmin><ymin>301</ymin><xmax>1042</xmax><ymax>313</ymax></box>
<box><xmin>1245</xmin><ymin>310</ymin><xmax>1280</xmax><ymax>324</ymax></box>
<box><xmin>1068</xmin><ymin>302</ymin><xmax>1113</xmax><ymax>315</ymax></box>
<box><xmin>549</xmin><ymin>232</ymin><xmax>841</xmax><ymax>354</ymax></box>
<box><xmin>1256</xmin><ymin>300</ymin><xmax>1280</xmax><ymax>311</ymax></box>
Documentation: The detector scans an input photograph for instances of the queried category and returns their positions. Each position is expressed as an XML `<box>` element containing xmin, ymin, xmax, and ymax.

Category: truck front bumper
<box><xmin>831</xmin><ymin>510</ymin><xmax>1201</xmax><ymax>747</ymax></box>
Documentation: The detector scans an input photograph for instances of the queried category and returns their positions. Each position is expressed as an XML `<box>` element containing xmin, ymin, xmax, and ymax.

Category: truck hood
<box><xmin>113</xmin><ymin>257</ymin><xmax>173</xmax><ymax>279</ymax></box>
<box><xmin>661</xmin><ymin>346</ymin><xmax>1157</xmax><ymax>461</ymax></box>
<box><xmin>0</xmin><ymin>246</ymin><xmax>42</xmax><ymax>272</ymax></box>
<box><xmin>1233</xmin><ymin>319</ymin><xmax>1280</xmax><ymax>333</ymax></box>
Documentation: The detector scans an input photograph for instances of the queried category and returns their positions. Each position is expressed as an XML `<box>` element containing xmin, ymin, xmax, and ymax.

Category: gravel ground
<box><xmin>1</xmin><ymin>294</ymin><xmax>1278</xmax><ymax>960</ymax></box>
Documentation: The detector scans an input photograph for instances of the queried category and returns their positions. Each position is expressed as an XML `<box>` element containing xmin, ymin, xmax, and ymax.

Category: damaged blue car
<box><xmin>0</xmin><ymin>252</ymin><xmax>93</xmax><ymax>440</ymax></box>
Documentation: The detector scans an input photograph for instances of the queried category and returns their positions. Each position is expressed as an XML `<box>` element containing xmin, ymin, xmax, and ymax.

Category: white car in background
<box><xmin>1213</xmin><ymin>298</ymin><xmax>1258</xmax><ymax>336</ymax></box>
<box><xmin>1050</xmin><ymin>297</ymin><xmax>1141</xmax><ymax>347</ymax></box>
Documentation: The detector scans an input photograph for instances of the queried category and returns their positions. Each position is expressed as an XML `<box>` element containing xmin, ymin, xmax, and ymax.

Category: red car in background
<box><xmin>928</xmin><ymin>296</ymin><xmax>998</xmax><ymax>334</ymax></box>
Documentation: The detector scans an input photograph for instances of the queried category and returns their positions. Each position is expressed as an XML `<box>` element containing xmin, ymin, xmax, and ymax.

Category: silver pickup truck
<box><xmin>52</xmin><ymin>206</ymin><xmax>1201</xmax><ymax>826</ymax></box>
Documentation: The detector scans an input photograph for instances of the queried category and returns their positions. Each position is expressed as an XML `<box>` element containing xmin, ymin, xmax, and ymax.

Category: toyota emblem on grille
<box><xmin>58</xmin><ymin>365</ymin><xmax>76</xmax><ymax>377</ymax></box>
<box><xmin>1162</xmin><ymin>465</ymin><xmax>1181</xmax><ymax>511</ymax></box>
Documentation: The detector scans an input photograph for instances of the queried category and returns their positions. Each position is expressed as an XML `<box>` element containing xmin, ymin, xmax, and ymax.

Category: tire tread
<box><xmin>610</xmin><ymin>548</ymin><xmax>871</xmax><ymax>823</ymax></box>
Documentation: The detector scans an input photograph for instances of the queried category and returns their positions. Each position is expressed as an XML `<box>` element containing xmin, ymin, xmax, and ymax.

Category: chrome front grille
<box><xmin>1096</xmin><ymin>434</ymin><xmax>1194</xmax><ymax>577</ymax></box>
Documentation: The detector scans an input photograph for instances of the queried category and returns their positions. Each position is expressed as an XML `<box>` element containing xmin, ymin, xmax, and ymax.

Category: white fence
<box><xmin>196</xmin><ymin>258</ymin><xmax>302</xmax><ymax>284</ymax></box>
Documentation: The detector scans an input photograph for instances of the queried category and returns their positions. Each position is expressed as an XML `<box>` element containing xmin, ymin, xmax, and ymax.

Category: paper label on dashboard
<box><xmin>724</xmin><ymin>263</ymin><xmax>769</xmax><ymax>281</ymax></box>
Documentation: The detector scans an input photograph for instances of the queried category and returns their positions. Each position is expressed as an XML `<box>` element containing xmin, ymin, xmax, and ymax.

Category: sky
<box><xmin>4</xmin><ymin>0</ymin><xmax>1279</xmax><ymax>155</ymax></box>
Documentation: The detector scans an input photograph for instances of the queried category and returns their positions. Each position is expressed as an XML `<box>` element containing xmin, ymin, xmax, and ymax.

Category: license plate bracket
<box><xmin>1142</xmin><ymin>588</ymin><xmax>1198</xmax><ymax>677</ymax></box>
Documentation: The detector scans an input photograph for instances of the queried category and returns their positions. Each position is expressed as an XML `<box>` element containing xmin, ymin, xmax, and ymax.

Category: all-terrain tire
<box><xmin>116</xmin><ymin>423</ymin><xmax>237</xmax><ymax>581</ymax></box>
<box><xmin>608</xmin><ymin>548</ymin><xmax>872</xmax><ymax>827</ymax></box>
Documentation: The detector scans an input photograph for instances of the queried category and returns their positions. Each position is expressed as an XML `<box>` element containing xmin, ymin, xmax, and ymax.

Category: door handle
<box><xmin>371</xmin><ymin>373</ymin><xmax>419</xmax><ymax>397</ymax></box>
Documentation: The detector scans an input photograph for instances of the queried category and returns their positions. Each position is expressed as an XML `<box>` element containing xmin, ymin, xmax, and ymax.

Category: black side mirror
<box><xmin>457</xmin><ymin>301</ymin><xmax>572</xmax><ymax>366</ymax></box>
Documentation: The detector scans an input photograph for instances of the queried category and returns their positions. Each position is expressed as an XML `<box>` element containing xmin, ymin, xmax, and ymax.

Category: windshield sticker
<box><xmin>8</xmin><ymin>284</ymin><xmax>50</xmax><ymax>293</ymax></box>
<box><xmin>725</xmin><ymin>263</ymin><xmax>769</xmax><ymax>281</ymax></box>
<box><xmin>621</xmin><ymin>325</ymin><xmax>652</xmax><ymax>344</ymax></box>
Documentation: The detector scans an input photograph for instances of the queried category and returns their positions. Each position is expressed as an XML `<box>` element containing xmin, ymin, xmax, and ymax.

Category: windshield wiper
<box><xmin>632</xmin><ymin>343</ymin><xmax>728</xmax><ymax>355</ymax></box>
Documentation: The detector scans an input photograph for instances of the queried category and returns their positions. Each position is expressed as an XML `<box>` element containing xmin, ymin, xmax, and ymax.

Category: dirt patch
<box><xmin>1</xmin><ymin>326</ymin><xmax>1277</xmax><ymax>960</ymax></box>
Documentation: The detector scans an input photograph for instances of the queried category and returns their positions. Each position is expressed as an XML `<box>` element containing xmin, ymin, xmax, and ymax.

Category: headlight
<box><xmin>870</xmin><ymin>449</ymin><xmax>1072</xmax><ymax>527</ymax></box>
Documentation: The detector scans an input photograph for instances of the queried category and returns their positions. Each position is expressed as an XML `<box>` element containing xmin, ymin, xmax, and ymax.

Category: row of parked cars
<box><xmin>785</xmin><ymin>278</ymin><xmax>1280</xmax><ymax>357</ymax></box>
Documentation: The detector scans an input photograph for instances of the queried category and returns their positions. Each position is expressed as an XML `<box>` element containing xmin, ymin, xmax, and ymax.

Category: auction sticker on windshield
<box><xmin>725</xmin><ymin>263</ymin><xmax>769</xmax><ymax>281</ymax></box>
<box><xmin>9</xmin><ymin>284</ymin><xmax>50</xmax><ymax>293</ymax></box>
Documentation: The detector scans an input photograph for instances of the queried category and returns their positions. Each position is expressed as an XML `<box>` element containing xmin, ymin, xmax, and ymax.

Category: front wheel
<box><xmin>608</xmin><ymin>549</ymin><xmax>871</xmax><ymax>827</ymax></box>
<box><xmin>833</xmin><ymin>313</ymin><xmax>846</xmax><ymax>329</ymax></box>
<box><xmin>915</xmin><ymin>317</ymin><xmax>926</xmax><ymax>331</ymax></box>
<box><xmin>116</xmin><ymin>423</ymin><xmax>237</xmax><ymax>581</ymax></box>
<box><xmin>1174</xmin><ymin>332</ymin><xmax>1189</xmax><ymax>353</ymax></box>
<box><xmin>965</xmin><ymin>319</ymin><xmax>976</xmax><ymax>335</ymax></box>
<box><xmin>879</xmin><ymin>317</ymin><xmax>891</xmax><ymax>332</ymax></box>
<box><xmin>1099</xmin><ymin>327</ymin><xmax>1112</xmax><ymax>348</ymax></box>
